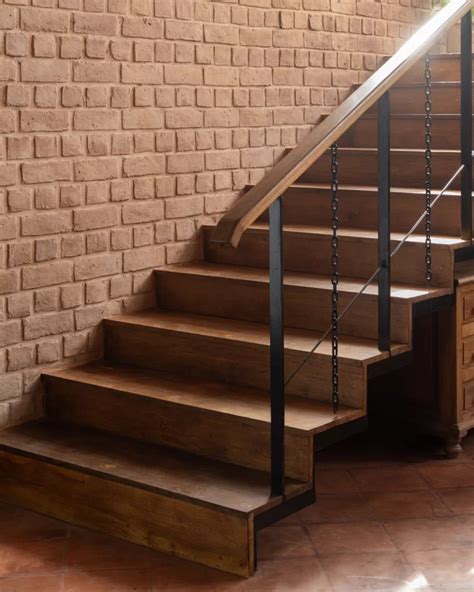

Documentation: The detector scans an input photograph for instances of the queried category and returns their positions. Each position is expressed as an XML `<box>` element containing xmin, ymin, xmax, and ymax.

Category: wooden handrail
<box><xmin>211</xmin><ymin>0</ymin><xmax>474</xmax><ymax>247</ymax></box>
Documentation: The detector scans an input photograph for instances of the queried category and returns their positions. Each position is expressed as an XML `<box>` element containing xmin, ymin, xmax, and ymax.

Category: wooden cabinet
<box><xmin>369</xmin><ymin>260</ymin><xmax>474</xmax><ymax>457</ymax></box>
<box><xmin>438</xmin><ymin>263</ymin><xmax>474</xmax><ymax>455</ymax></box>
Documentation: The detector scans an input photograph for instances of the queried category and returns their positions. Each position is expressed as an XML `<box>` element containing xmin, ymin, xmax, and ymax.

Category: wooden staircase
<box><xmin>0</xmin><ymin>52</ymin><xmax>471</xmax><ymax>577</ymax></box>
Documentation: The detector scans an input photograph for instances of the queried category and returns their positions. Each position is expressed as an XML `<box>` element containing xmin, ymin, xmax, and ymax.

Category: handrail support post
<box><xmin>378</xmin><ymin>91</ymin><xmax>391</xmax><ymax>352</ymax></box>
<box><xmin>269</xmin><ymin>197</ymin><xmax>285</xmax><ymax>497</ymax></box>
<box><xmin>461</xmin><ymin>9</ymin><xmax>472</xmax><ymax>241</ymax></box>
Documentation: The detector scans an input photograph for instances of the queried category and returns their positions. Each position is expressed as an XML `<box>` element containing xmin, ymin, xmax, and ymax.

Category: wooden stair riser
<box><xmin>398</xmin><ymin>55</ymin><xmax>472</xmax><ymax>84</ymax></box>
<box><xmin>0</xmin><ymin>449</ymin><xmax>254</xmax><ymax>577</ymax></box>
<box><xmin>203</xmin><ymin>226</ymin><xmax>454</xmax><ymax>287</ymax></box>
<box><xmin>104</xmin><ymin>321</ymin><xmax>367</xmax><ymax>408</ymax></box>
<box><xmin>342</xmin><ymin>117</ymin><xmax>465</xmax><ymax>150</ymax></box>
<box><xmin>259</xmin><ymin>187</ymin><xmax>460</xmax><ymax>236</ymax></box>
<box><xmin>300</xmin><ymin>150</ymin><xmax>466</xmax><ymax>189</ymax></box>
<box><xmin>44</xmin><ymin>375</ymin><xmax>313</xmax><ymax>482</ymax></box>
<box><xmin>155</xmin><ymin>270</ymin><xmax>411</xmax><ymax>343</ymax></box>
<box><xmin>369</xmin><ymin>85</ymin><xmax>469</xmax><ymax>115</ymax></box>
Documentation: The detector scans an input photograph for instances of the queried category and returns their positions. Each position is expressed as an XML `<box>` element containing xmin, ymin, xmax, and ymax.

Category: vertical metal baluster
<box><xmin>461</xmin><ymin>10</ymin><xmax>472</xmax><ymax>241</ymax></box>
<box><xmin>269</xmin><ymin>197</ymin><xmax>285</xmax><ymax>497</ymax></box>
<box><xmin>378</xmin><ymin>91</ymin><xmax>391</xmax><ymax>352</ymax></box>
<box><xmin>330</xmin><ymin>144</ymin><xmax>339</xmax><ymax>415</ymax></box>
<box><xmin>424</xmin><ymin>52</ymin><xmax>433</xmax><ymax>284</ymax></box>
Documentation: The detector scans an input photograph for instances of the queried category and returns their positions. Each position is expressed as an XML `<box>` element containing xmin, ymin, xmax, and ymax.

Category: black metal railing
<box><xmin>461</xmin><ymin>10</ymin><xmax>473</xmax><ymax>240</ymax></box>
<box><xmin>267</xmin><ymin>11</ymin><xmax>473</xmax><ymax>497</ymax></box>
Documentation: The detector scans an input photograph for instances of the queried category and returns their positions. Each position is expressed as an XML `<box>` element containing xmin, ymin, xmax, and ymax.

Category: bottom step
<box><xmin>0</xmin><ymin>421</ymin><xmax>311</xmax><ymax>577</ymax></box>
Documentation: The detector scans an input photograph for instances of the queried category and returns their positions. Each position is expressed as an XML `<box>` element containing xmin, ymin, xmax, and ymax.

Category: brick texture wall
<box><xmin>0</xmin><ymin>0</ymin><xmax>432</xmax><ymax>426</ymax></box>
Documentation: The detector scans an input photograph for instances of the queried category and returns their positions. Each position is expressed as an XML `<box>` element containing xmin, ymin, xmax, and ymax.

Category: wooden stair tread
<box><xmin>161</xmin><ymin>262</ymin><xmax>450</xmax><ymax>302</ymax></box>
<box><xmin>249</xmin><ymin>222</ymin><xmax>467</xmax><ymax>248</ymax></box>
<box><xmin>45</xmin><ymin>362</ymin><xmax>365</xmax><ymax>435</ymax></box>
<box><xmin>0</xmin><ymin>420</ymin><xmax>308</xmax><ymax>516</ymax></box>
<box><xmin>106</xmin><ymin>310</ymin><xmax>409</xmax><ymax>363</ymax></box>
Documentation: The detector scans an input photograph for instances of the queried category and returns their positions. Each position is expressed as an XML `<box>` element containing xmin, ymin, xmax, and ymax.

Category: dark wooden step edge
<box><xmin>0</xmin><ymin>422</ymin><xmax>310</xmax><ymax>518</ymax></box>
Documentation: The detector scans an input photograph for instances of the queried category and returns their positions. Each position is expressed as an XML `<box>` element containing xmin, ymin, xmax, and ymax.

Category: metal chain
<box><xmin>330</xmin><ymin>144</ymin><xmax>339</xmax><ymax>415</ymax></box>
<box><xmin>424</xmin><ymin>51</ymin><xmax>433</xmax><ymax>284</ymax></box>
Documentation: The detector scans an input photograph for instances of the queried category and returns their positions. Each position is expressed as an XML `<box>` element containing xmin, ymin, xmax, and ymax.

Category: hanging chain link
<box><xmin>424</xmin><ymin>51</ymin><xmax>433</xmax><ymax>284</ymax></box>
<box><xmin>330</xmin><ymin>143</ymin><xmax>339</xmax><ymax>415</ymax></box>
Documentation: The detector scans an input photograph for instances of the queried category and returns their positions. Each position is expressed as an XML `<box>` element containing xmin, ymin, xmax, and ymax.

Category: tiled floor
<box><xmin>0</xmin><ymin>428</ymin><xmax>473</xmax><ymax>592</ymax></box>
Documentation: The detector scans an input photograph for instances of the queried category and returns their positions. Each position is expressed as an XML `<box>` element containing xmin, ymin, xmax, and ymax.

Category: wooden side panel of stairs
<box><xmin>0</xmin><ymin>53</ymin><xmax>471</xmax><ymax>577</ymax></box>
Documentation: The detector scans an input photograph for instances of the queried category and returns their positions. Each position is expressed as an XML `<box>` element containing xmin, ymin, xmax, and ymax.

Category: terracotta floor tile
<box><xmin>0</xmin><ymin>539</ymin><xmax>66</xmax><ymax>578</ymax></box>
<box><xmin>297</xmin><ymin>493</ymin><xmax>375</xmax><ymax>524</ymax></box>
<box><xmin>321</xmin><ymin>551</ymin><xmax>424</xmax><ymax>592</ymax></box>
<box><xmin>438</xmin><ymin>488</ymin><xmax>474</xmax><ymax>515</ymax></box>
<box><xmin>257</xmin><ymin>525</ymin><xmax>316</xmax><ymax>560</ymax></box>
<box><xmin>150</xmin><ymin>556</ymin><xmax>243</xmax><ymax>591</ymax></box>
<box><xmin>66</xmin><ymin>528</ymin><xmax>152</xmax><ymax>571</ymax></box>
<box><xmin>383</xmin><ymin>517</ymin><xmax>473</xmax><ymax>553</ymax></box>
<box><xmin>365</xmin><ymin>491</ymin><xmax>451</xmax><ymax>521</ymax></box>
<box><xmin>63</xmin><ymin>568</ymin><xmax>152</xmax><ymax>592</ymax></box>
<box><xmin>350</xmin><ymin>466</ymin><xmax>429</xmax><ymax>493</ymax></box>
<box><xmin>241</xmin><ymin>557</ymin><xmax>332</xmax><ymax>591</ymax></box>
<box><xmin>456</xmin><ymin>514</ymin><xmax>474</xmax><ymax>539</ymax></box>
<box><xmin>0</xmin><ymin>575</ymin><xmax>64</xmax><ymax>592</ymax></box>
<box><xmin>315</xmin><ymin>469</ymin><xmax>360</xmax><ymax>495</ymax></box>
<box><xmin>417</xmin><ymin>463</ymin><xmax>474</xmax><ymax>489</ymax></box>
<box><xmin>308</xmin><ymin>521</ymin><xmax>396</xmax><ymax>556</ymax></box>
<box><xmin>404</xmin><ymin>547</ymin><xmax>474</xmax><ymax>591</ymax></box>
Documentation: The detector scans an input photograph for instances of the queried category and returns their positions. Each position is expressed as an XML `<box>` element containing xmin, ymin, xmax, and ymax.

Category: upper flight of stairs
<box><xmin>0</xmin><ymin>53</ymin><xmax>471</xmax><ymax>577</ymax></box>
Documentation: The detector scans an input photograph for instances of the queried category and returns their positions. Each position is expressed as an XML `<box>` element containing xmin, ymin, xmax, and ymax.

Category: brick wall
<box><xmin>0</xmin><ymin>0</ymin><xmax>432</xmax><ymax>426</ymax></box>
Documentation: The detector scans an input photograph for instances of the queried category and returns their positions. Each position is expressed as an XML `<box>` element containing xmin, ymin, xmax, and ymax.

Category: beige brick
<box><xmin>122</xmin><ymin>63</ymin><xmax>162</xmax><ymax>84</ymax></box>
<box><xmin>21</xmin><ymin>211</ymin><xmax>72</xmax><ymax>237</ymax></box>
<box><xmin>74</xmin><ymin>303</ymin><xmax>106</xmax><ymax>330</ymax></box>
<box><xmin>24</xmin><ymin>311</ymin><xmax>74</xmax><ymax>340</ymax></box>
<box><xmin>74</xmin><ymin>253</ymin><xmax>122</xmax><ymax>280</ymax></box>
<box><xmin>73</xmin><ymin>62</ymin><xmax>120</xmax><ymax>83</ymax></box>
<box><xmin>73</xmin><ymin>206</ymin><xmax>118</xmax><ymax>232</ymax></box>
<box><xmin>123</xmin><ymin>109</ymin><xmax>163</xmax><ymax>130</ymax></box>
<box><xmin>122</xmin><ymin>16</ymin><xmax>164</xmax><ymax>38</ymax></box>
<box><xmin>0</xmin><ymin>374</ymin><xmax>22</xmax><ymax>400</ymax></box>
<box><xmin>22</xmin><ymin>260</ymin><xmax>72</xmax><ymax>289</ymax></box>
<box><xmin>205</xmin><ymin>150</ymin><xmax>240</xmax><ymax>170</ymax></box>
<box><xmin>64</xmin><ymin>332</ymin><xmax>88</xmax><ymax>357</ymax></box>
<box><xmin>21</xmin><ymin>110</ymin><xmax>69</xmax><ymax>132</ymax></box>
<box><xmin>37</xmin><ymin>339</ymin><xmax>60</xmax><ymax>363</ymax></box>
<box><xmin>22</xmin><ymin>161</ymin><xmax>72</xmax><ymax>184</ymax></box>
<box><xmin>204</xmin><ymin>24</ymin><xmax>238</xmax><ymax>44</ymax></box>
<box><xmin>123</xmin><ymin>154</ymin><xmax>164</xmax><ymax>177</ymax></box>
<box><xmin>7</xmin><ymin>345</ymin><xmax>34</xmax><ymax>372</ymax></box>
<box><xmin>123</xmin><ymin>245</ymin><xmax>164</xmax><ymax>272</ymax></box>
<box><xmin>73</xmin><ymin>110</ymin><xmax>120</xmax><ymax>131</ymax></box>
<box><xmin>0</xmin><ymin>270</ymin><xmax>20</xmax><ymax>295</ymax></box>
<box><xmin>122</xmin><ymin>201</ymin><xmax>163</xmax><ymax>224</ymax></box>
<box><xmin>164</xmin><ymin>64</ymin><xmax>203</xmax><ymax>85</ymax></box>
<box><xmin>165</xmin><ymin>196</ymin><xmax>202</xmax><ymax>218</ymax></box>
<box><xmin>21</xmin><ymin>59</ymin><xmax>69</xmax><ymax>83</ymax></box>
<box><xmin>73</xmin><ymin>13</ymin><xmax>118</xmax><ymax>35</ymax></box>
<box><xmin>0</xmin><ymin>6</ymin><xmax>16</xmax><ymax>30</ymax></box>
<box><xmin>21</xmin><ymin>8</ymin><xmax>69</xmax><ymax>33</ymax></box>
<box><xmin>74</xmin><ymin>158</ymin><xmax>120</xmax><ymax>182</ymax></box>
<box><xmin>0</xmin><ymin>164</ymin><xmax>18</xmax><ymax>187</ymax></box>
<box><xmin>60</xmin><ymin>284</ymin><xmax>83</xmax><ymax>309</ymax></box>
<box><xmin>167</xmin><ymin>153</ymin><xmax>204</xmax><ymax>174</ymax></box>
<box><xmin>165</xmin><ymin>109</ymin><xmax>203</xmax><ymax>129</ymax></box>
